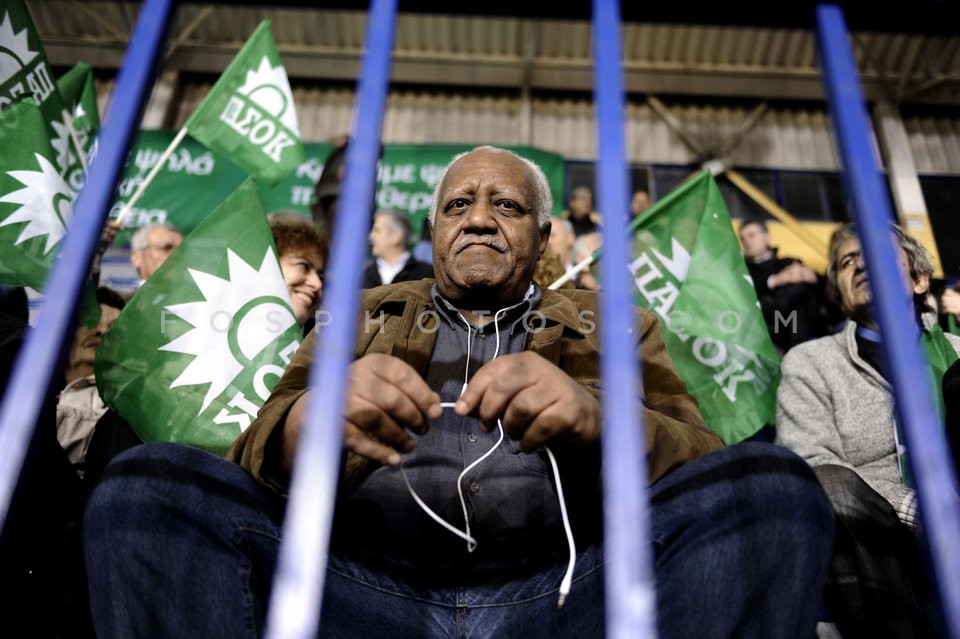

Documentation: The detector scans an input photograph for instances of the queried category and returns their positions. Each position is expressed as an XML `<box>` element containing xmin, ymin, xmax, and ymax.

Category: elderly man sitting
<box><xmin>84</xmin><ymin>146</ymin><xmax>832</xmax><ymax>639</ymax></box>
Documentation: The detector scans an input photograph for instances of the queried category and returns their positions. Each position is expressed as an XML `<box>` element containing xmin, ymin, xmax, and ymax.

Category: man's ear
<box><xmin>538</xmin><ymin>221</ymin><xmax>552</xmax><ymax>258</ymax></box>
<box><xmin>913</xmin><ymin>271</ymin><xmax>931</xmax><ymax>296</ymax></box>
<box><xmin>130</xmin><ymin>250</ymin><xmax>142</xmax><ymax>271</ymax></box>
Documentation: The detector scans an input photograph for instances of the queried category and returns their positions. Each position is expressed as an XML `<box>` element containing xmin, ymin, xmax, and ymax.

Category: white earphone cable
<box><xmin>398</xmin><ymin>304</ymin><xmax>576</xmax><ymax>606</ymax></box>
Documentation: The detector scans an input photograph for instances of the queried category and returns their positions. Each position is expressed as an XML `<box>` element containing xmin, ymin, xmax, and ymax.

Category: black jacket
<box><xmin>362</xmin><ymin>255</ymin><xmax>434</xmax><ymax>288</ymax></box>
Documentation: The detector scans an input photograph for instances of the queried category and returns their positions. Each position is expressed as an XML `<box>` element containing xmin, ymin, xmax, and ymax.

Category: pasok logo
<box><xmin>0</xmin><ymin>9</ymin><xmax>54</xmax><ymax>108</ymax></box>
<box><xmin>160</xmin><ymin>247</ymin><xmax>300</xmax><ymax>424</ymax></box>
<box><xmin>218</xmin><ymin>56</ymin><xmax>300</xmax><ymax>164</ymax></box>
<box><xmin>94</xmin><ymin>179</ymin><xmax>304</xmax><ymax>456</ymax></box>
<box><xmin>0</xmin><ymin>150</ymin><xmax>72</xmax><ymax>255</ymax></box>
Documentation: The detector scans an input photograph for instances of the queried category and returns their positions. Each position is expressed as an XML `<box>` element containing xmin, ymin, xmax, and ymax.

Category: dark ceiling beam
<box><xmin>178</xmin><ymin>0</ymin><xmax>960</xmax><ymax>36</ymax></box>
<box><xmin>42</xmin><ymin>39</ymin><xmax>960</xmax><ymax>107</ymax></box>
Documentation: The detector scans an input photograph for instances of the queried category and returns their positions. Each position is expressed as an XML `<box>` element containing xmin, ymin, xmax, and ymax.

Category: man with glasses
<box><xmin>129</xmin><ymin>221</ymin><xmax>183</xmax><ymax>285</ymax></box>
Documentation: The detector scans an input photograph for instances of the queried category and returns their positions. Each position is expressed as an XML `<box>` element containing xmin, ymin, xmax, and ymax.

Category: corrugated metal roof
<box><xmin>31</xmin><ymin>2</ymin><xmax>960</xmax><ymax>105</ymax></box>
<box><xmin>87</xmin><ymin>76</ymin><xmax>960</xmax><ymax>174</ymax></box>
<box><xmin>30</xmin><ymin>2</ymin><xmax>960</xmax><ymax>173</ymax></box>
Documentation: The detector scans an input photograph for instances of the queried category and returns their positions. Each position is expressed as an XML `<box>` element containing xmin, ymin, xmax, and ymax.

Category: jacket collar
<box><xmin>362</xmin><ymin>278</ymin><xmax>591</xmax><ymax>338</ymax></box>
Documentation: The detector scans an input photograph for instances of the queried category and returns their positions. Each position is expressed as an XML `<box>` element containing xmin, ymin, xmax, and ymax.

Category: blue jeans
<box><xmin>83</xmin><ymin>441</ymin><xmax>832</xmax><ymax>638</ymax></box>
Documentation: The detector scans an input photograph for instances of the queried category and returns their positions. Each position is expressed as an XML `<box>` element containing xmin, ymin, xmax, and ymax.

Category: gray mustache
<box><xmin>454</xmin><ymin>237</ymin><xmax>507</xmax><ymax>253</ymax></box>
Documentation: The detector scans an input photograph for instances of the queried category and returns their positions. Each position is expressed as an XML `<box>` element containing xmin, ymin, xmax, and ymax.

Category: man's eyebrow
<box><xmin>839</xmin><ymin>249</ymin><xmax>860</xmax><ymax>262</ymax></box>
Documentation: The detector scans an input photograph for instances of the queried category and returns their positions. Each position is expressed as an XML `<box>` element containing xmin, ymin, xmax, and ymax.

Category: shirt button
<box><xmin>470</xmin><ymin>482</ymin><xmax>480</xmax><ymax>494</ymax></box>
<box><xmin>479</xmin><ymin>333</ymin><xmax>486</xmax><ymax>340</ymax></box>
<box><xmin>467</xmin><ymin>433</ymin><xmax>478</xmax><ymax>443</ymax></box>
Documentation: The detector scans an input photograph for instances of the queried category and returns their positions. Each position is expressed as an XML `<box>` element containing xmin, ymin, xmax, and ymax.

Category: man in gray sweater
<box><xmin>776</xmin><ymin>222</ymin><xmax>959</xmax><ymax>639</ymax></box>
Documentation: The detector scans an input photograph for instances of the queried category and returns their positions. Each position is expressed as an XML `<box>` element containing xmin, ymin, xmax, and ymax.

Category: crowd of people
<box><xmin>0</xmin><ymin>143</ymin><xmax>957</xmax><ymax>639</ymax></box>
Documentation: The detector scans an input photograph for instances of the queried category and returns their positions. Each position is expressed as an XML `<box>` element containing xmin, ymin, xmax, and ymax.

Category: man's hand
<box><xmin>770</xmin><ymin>261</ymin><xmax>818</xmax><ymax>288</ymax></box>
<box><xmin>454</xmin><ymin>351</ymin><xmax>601</xmax><ymax>452</ymax></box>
<box><xmin>102</xmin><ymin>219</ymin><xmax>124</xmax><ymax>245</ymax></box>
<box><xmin>283</xmin><ymin>354</ymin><xmax>441</xmax><ymax>469</ymax></box>
<box><xmin>941</xmin><ymin>287</ymin><xmax>960</xmax><ymax>317</ymax></box>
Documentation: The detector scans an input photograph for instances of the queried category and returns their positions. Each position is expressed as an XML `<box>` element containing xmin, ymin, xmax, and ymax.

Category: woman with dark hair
<box><xmin>268</xmin><ymin>210</ymin><xmax>328</xmax><ymax>333</ymax></box>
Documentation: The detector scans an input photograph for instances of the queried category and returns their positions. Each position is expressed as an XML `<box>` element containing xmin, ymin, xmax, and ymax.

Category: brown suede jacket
<box><xmin>227</xmin><ymin>279</ymin><xmax>722</xmax><ymax>495</ymax></box>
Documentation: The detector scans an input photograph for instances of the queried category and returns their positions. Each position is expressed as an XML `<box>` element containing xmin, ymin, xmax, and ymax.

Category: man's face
<box><xmin>631</xmin><ymin>191</ymin><xmax>650</xmax><ymax>217</ymax></box>
<box><xmin>834</xmin><ymin>237</ymin><xmax>928</xmax><ymax>322</ymax></box>
<box><xmin>132</xmin><ymin>227</ymin><xmax>182</xmax><ymax>280</ymax></box>
<box><xmin>569</xmin><ymin>191</ymin><xmax>592</xmax><ymax>219</ymax></box>
<box><xmin>573</xmin><ymin>232</ymin><xmax>602</xmax><ymax>291</ymax></box>
<box><xmin>368</xmin><ymin>215</ymin><xmax>398</xmax><ymax>258</ymax></box>
<box><xmin>738</xmin><ymin>223</ymin><xmax>769</xmax><ymax>260</ymax></box>
<box><xmin>432</xmin><ymin>148</ymin><xmax>548</xmax><ymax>308</ymax></box>
<box><xmin>67</xmin><ymin>303</ymin><xmax>121</xmax><ymax>372</ymax></box>
<box><xmin>547</xmin><ymin>220</ymin><xmax>571</xmax><ymax>263</ymax></box>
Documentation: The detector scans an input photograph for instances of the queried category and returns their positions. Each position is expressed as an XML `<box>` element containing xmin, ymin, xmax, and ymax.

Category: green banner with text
<box><xmin>111</xmin><ymin>131</ymin><xmax>565</xmax><ymax>247</ymax></box>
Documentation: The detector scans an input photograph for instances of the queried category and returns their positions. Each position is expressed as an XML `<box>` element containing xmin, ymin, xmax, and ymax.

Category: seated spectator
<box><xmin>310</xmin><ymin>134</ymin><xmax>382</xmax><ymax>236</ymax></box>
<box><xmin>940</xmin><ymin>282</ymin><xmax>960</xmax><ymax>334</ymax></box>
<box><xmin>310</xmin><ymin>134</ymin><xmax>349</xmax><ymax>232</ymax></box>
<box><xmin>571</xmin><ymin>231</ymin><xmax>602</xmax><ymax>291</ymax></box>
<box><xmin>268</xmin><ymin>211</ymin><xmax>328</xmax><ymax>332</ymax></box>
<box><xmin>0</xmin><ymin>285</ymin><xmax>123</xmax><ymax>638</ymax></box>
<box><xmin>630</xmin><ymin>188</ymin><xmax>651</xmax><ymax>220</ymax></box>
<box><xmin>561</xmin><ymin>185</ymin><xmax>602</xmax><ymax>237</ymax></box>
<box><xmin>129</xmin><ymin>221</ymin><xmax>183</xmax><ymax>286</ymax></box>
<box><xmin>84</xmin><ymin>145</ymin><xmax>832</xmax><ymax>638</ymax></box>
<box><xmin>547</xmin><ymin>217</ymin><xmax>576</xmax><ymax>272</ymax></box>
<box><xmin>57</xmin><ymin>286</ymin><xmax>126</xmax><ymax>478</ymax></box>
<box><xmin>412</xmin><ymin>221</ymin><xmax>433</xmax><ymax>265</ymax></box>
<box><xmin>775</xmin><ymin>221</ymin><xmax>958</xmax><ymax>639</ymax></box>
<box><xmin>533</xmin><ymin>247</ymin><xmax>575</xmax><ymax>290</ymax></box>
<box><xmin>738</xmin><ymin>219</ymin><xmax>821</xmax><ymax>356</ymax></box>
<box><xmin>363</xmin><ymin>208</ymin><xmax>433</xmax><ymax>288</ymax></box>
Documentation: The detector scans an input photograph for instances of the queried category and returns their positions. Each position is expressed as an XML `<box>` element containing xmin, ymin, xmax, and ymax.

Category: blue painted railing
<box><xmin>816</xmin><ymin>5</ymin><xmax>960</xmax><ymax>637</ymax></box>
<box><xmin>0</xmin><ymin>0</ymin><xmax>174</xmax><ymax>532</ymax></box>
<box><xmin>592</xmin><ymin>1</ymin><xmax>657</xmax><ymax>638</ymax></box>
<box><xmin>263</xmin><ymin>0</ymin><xmax>398</xmax><ymax>637</ymax></box>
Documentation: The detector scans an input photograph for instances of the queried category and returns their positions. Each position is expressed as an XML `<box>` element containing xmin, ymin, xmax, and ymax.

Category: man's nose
<box><xmin>464</xmin><ymin>200</ymin><xmax>498</xmax><ymax>231</ymax></box>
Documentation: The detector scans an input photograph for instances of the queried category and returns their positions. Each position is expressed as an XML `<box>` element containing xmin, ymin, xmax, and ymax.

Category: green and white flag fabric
<box><xmin>96</xmin><ymin>179</ymin><xmax>303</xmax><ymax>456</ymax></box>
<box><xmin>184</xmin><ymin>20</ymin><xmax>304</xmax><ymax>186</ymax></box>
<box><xmin>57</xmin><ymin>62</ymin><xmax>100</xmax><ymax>188</ymax></box>
<box><xmin>0</xmin><ymin>98</ymin><xmax>74</xmax><ymax>289</ymax></box>
<box><xmin>0</xmin><ymin>0</ymin><xmax>63</xmax><ymax>119</ymax></box>
<box><xmin>628</xmin><ymin>171</ymin><xmax>780</xmax><ymax>443</ymax></box>
<box><xmin>0</xmin><ymin>0</ymin><xmax>75</xmax><ymax>174</ymax></box>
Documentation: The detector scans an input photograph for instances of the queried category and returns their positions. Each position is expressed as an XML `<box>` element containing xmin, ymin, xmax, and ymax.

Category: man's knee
<box><xmin>813</xmin><ymin>464</ymin><xmax>898</xmax><ymax>526</ymax></box>
<box><xmin>730</xmin><ymin>442</ymin><xmax>832</xmax><ymax>522</ymax></box>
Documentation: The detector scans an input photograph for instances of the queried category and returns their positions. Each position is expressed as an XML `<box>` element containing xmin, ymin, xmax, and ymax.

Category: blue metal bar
<box><xmin>816</xmin><ymin>6</ymin><xmax>960</xmax><ymax>637</ymax></box>
<box><xmin>592</xmin><ymin>1</ymin><xmax>657</xmax><ymax>637</ymax></box>
<box><xmin>263</xmin><ymin>0</ymin><xmax>397</xmax><ymax>637</ymax></box>
<box><xmin>0</xmin><ymin>0</ymin><xmax>174</xmax><ymax>532</ymax></box>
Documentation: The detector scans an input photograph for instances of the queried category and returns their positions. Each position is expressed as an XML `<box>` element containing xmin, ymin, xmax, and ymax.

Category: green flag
<box><xmin>95</xmin><ymin>179</ymin><xmax>303</xmax><ymax>456</ymax></box>
<box><xmin>627</xmin><ymin>171</ymin><xmax>780</xmax><ymax>443</ymax></box>
<box><xmin>0</xmin><ymin>0</ymin><xmax>74</xmax><ymax>172</ymax></box>
<box><xmin>0</xmin><ymin>98</ymin><xmax>73</xmax><ymax>289</ymax></box>
<box><xmin>57</xmin><ymin>62</ymin><xmax>100</xmax><ymax>188</ymax></box>
<box><xmin>0</xmin><ymin>0</ymin><xmax>62</xmax><ymax>119</ymax></box>
<box><xmin>184</xmin><ymin>20</ymin><xmax>304</xmax><ymax>186</ymax></box>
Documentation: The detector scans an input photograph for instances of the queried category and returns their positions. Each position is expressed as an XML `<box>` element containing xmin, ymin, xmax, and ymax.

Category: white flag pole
<box><xmin>113</xmin><ymin>125</ymin><xmax>189</xmax><ymax>227</ymax></box>
<box><xmin>63</xmin><ymin>109</ymin><xmax>89</xmax><ymax>174</ymax></box>
<box><xmin>548</xmin><ymin>252</ymin><xmax>598</xmax><ymax>290</ymax></box>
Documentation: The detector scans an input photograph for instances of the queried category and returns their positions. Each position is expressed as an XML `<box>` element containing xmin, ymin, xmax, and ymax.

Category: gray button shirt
<box><xmin>335</xmin><ymin>284</ymin><xmax>569</xmax><ymax>575</ymax></box>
